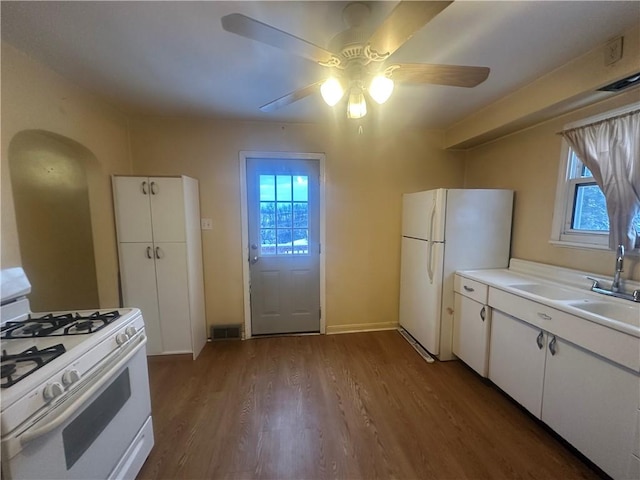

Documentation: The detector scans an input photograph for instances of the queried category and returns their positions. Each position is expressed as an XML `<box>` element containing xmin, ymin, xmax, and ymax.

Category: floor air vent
<box><xmin>398</xmin><ymin>328</ymin><xmax>435</xmax><ymax>363</ymax></box>
<box><xmin>210</xmin><ymin>324</ymin><xmax>243</xmax><ymax>340</ymax></box>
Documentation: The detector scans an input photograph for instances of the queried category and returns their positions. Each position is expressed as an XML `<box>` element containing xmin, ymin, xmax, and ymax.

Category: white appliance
<box><xmin>0</xmin><ymin>268</ymin><xmax>154</xmax><ymax>479</ymax></box>
<box><xmin>399</xmin><ymin>188</ymin><xmax>513</xmax><ymax>360</ymax></box>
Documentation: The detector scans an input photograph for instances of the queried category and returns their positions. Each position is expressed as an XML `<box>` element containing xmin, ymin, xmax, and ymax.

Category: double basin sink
<box><xmin>510</xmin><ymin>283</ymin><xmax>639</xmax><ymax>328</ymax></box>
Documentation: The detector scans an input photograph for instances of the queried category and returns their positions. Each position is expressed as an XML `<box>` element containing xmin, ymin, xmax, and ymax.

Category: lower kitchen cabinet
<box><xmin>489</xmin><ymin>310</ymin><xmax>546</xmax><ymax>417</ymax></box>
<box><xmin>542</xmin><ymin>336</ymin><xmax>638</xmax><ymax>480</ymax></box>
<box><xmin>488</xmin><ymin>306</ymin><xmax>639</xmax><ymax>480</ymax></box>
<box><xmin>453</xmin><ymin>293</ymin><xmax>491</xmax><ymax>377</ymax></box>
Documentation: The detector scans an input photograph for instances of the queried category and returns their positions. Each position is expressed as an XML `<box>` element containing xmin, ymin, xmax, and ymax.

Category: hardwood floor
<box><xmin>137</xmin><ymin>331</ymin><xmax>601</xmax><ymax>480</ymax></box>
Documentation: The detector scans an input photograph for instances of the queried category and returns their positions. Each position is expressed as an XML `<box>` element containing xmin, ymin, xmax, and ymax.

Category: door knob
<box><xmin>250</xmin><ymin>256</ymin><xmax>259</xmax><ymax>264</ymax></box>
<box><xmin>251</xmin><ymin>243</ymin><xmax>258</xmax><ymax>250</ymax></box>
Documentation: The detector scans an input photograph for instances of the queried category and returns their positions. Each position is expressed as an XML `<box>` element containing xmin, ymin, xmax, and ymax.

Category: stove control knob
<box><xmin>116</xmin><ymin>332</ymin><xmax>129</xmax><ymax>346</ymax></box>
<box><xmin>62</xmin><ymin>369</ymin><xmax>81</xmax><ymax>387</ymax></box>
<box><xmin>126</xmin><ymin>326</ymin><xmax>137</xmax><ymax>337</ymax></box>
<box><xmin>43</xmin><ymin>382</ymin><xmax>64</xmax><ymax>402</ymax></box>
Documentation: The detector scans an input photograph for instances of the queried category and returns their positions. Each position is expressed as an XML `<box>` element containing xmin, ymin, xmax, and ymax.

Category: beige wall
<box><xmin>464</xmin><ymin>89</ymin><xmax>640</xmax><ymax>281</ymax></box>
<box><xmin>1</xmin><ymin>42</ymin><xmax>132</xmax><ymax>306</ymax></box>
<box><xmin>128</xmin><ymin>117</ymin><xmax>465</xmax><ymax>331</ymax></box>
<box><xmin>4</xmin><ymin>36</ymin><xmax>636</xmax><ymax>334</ymax></box>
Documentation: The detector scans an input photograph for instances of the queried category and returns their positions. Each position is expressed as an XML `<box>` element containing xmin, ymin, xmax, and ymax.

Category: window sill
<box><xmin>549</xmin><ymin>239</ymin><xmax>640</xmax><ymax>256</ymax></box>
<box><xmin>549</xmin><ymin>239</ymin><xmax>612</xmax><ymax>251</ymax></box>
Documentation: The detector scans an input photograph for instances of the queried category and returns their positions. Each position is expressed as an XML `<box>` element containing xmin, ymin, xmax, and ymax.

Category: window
<box><xmin>551</xmin><ymin>103</ymin><xmax>640</xmax><ymax>250</ymax></box>
<box><xmin>259</xmin><ymin>174</ymin><xmax>309</xmax><ymax>255</ymax></box>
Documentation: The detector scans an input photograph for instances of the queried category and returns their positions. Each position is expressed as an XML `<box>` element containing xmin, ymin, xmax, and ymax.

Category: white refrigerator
<box><xmin>399</xmin><ymin>188</ymin><xmax>513</xmax><ymax>360</ymax></box>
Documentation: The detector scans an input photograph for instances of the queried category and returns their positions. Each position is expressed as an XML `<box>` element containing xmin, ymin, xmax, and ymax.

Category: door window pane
<box><xmin>293</xmin><ymin>229</ymin><xmax>309</xmax><ymax>254</ymax></box>
<box><xmin>276</xmin><ymin>176</ymin><xmax>292</xmax><ymax>201</ymax></box>
<box><xmin>293</xmin><ymin>203</ymin><xmax>308</xmax><ymax>228</ymax></box>
<box><xmin>259</xmin><ymin>175</ymin><xmax>275</xmax><ymax>201</ymax></box>
<box><xmin>293</xmin><ymin>176</ymin><xmax>308</xmax><ymax>201</ymax></box>
<box><xmin>260</xmin><ymin>202</ymin><xmax>275</xmax><ymax>228</ymax></box>
<box><xmin>259</xmin><ymin>174</ymin><xmax>309</xmax><ymax>256</ymax></box>
<box><xmin>276</xmin><ymin>229</ymin><xmax>293</xmax><ymax>254</ymax></box>
<box><xmin>261</xmin><ymin>229</ymin><xmax>276</xmax><ymax>255</ymax></box>
<box><xmin>276</xmin><ymin>202</ymin><xmax>292</xmax><ymax>228</ymax></box>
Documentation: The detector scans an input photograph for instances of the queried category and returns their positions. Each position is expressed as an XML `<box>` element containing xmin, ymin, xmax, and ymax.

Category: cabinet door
<box><xmin>542</xmin><ymin>337</ymin><xmax>639</xmax><ymax>480</ymax></box>
<box><xmin>149</xmin><ymin>177</ymin><xmax>186</xmax><ymax>243</ymax></box>
<box><xmin>118</xmin><ymin>243</ymin><xmax>163</xmax><ymax>355</ymax></box>
<box><xmin>154</xmin><ymin>242</ymin><xmax>192</xmax><ymax>354</ymax></box>
<box><xmin>489</xmin><ymin>310</ymin><xmax>546</xmax><ymax>417</ymax></box>
<box><xmin>113</xmin><ymin>177</ymin><xmax>153</xmax><ymax>243</ymax></box>
<box><xmin>453</xmin><ymin>293</ymin><xmax>490</xmax><ymax>377</ymax></box>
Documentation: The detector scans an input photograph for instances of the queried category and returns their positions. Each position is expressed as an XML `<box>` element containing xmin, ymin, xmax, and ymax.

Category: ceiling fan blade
<box><xmin>259</xmin><ymin>82</ymin><xmax>323</xmax><ymax>112</ymax></box>
<box><xmin>366</xmin><ymin>1</ymin><xmax>452</xmax><ymax>59</ymax></box>
<box><xmin>389</xmin><ymin>64</ymin><xmax>490</xmax><ymax>87</ymax></box>
<box><xmin>221</xmin><ymin>13</ymin><xmax>337</xmax><ymax>65</ymax></box>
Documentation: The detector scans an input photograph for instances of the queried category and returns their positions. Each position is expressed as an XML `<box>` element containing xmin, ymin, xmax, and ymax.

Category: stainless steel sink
<box><xmin>510</xmin><ymin>283</ymin><xmax>582</xmax><ymax>301</ymax></box>
<box><xmin>568</xmin><ymin>300</ymin><xmax>640</xmax><ymax>326</ymax></box>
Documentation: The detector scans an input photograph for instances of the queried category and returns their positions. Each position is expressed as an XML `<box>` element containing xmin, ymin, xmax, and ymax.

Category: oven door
<box><xmin>1</xmin><ymin>333</ymin><xmax>153</xmax><ymax>480</ymax></box>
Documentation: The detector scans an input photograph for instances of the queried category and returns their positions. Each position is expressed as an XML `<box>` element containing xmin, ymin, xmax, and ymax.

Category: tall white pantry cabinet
<box><xmin>112</xmin><ymin>175</ymin><xmax>207</xmax><ymax>359</ymax></box>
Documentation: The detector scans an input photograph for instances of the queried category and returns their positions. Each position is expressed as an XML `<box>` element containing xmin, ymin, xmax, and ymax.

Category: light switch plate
<box><xmin>201</xmin><ymin>218</ymin><xmax>213</xmax><ymax>230</ymax></box>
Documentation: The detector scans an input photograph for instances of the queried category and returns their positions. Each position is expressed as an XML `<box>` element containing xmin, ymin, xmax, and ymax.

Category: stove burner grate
<box><xmin>1</xmin><ymin>344</ymin><xmax>66</xmax><ymax>388</ymax></box>
<box><xmin>1</xmin><ymin>311</ymin><xmax>121</xmax><ymax>339</ymax></box>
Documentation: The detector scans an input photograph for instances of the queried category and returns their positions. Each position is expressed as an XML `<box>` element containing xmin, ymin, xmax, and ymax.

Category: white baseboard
<box><xmin>325</xmin><ymin>322</ymin><xmax>399</xmax><ymax>335</ymax></box>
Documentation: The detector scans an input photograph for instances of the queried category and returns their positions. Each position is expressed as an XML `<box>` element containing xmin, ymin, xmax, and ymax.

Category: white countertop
<box><xmin>457</xmin><ymin>259</ymin><xmax>640</xmax><ymax>338</ymax></box>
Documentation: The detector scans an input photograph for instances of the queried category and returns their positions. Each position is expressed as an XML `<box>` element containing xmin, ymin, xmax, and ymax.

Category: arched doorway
<box><xmin>9</xmin><ymin>130</ymin><xmax>100</xmax><ymax>311</ymax></box>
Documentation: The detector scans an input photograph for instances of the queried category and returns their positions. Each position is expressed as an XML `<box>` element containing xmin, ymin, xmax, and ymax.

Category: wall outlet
<box><xmin>201</xmin><ymin>218</ymin><xmax>213</xmax><ymax>230</ymax></box>
<box><xmin>604</xmin><ymin>36</ymin><xmax>623</xmax><ymax>66</ymax></box>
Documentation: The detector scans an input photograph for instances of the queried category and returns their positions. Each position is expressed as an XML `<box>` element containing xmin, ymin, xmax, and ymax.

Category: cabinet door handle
<box><xmin>141</xmin><ymin>181</ymin><xmax>148</xmax><ymax>195</ymax></box>
<box><xmin>463</xmin><ymin>285</ymin><xmax>475</xmax><ymax>292</ymax></box>
<box><xmin>537</xmin><ymin>312</ymin><xmax>552</xmax><ymax>321</ymax></box>
<box><xmin>155</xmin><ymin>246</ymin><xmax>162</xmax><ymax>259</ymax></box>
<box><xmin>536</xmin><ymin>331</ymin><xmax>544</xmax><ymax>350</ymax></box>
<box><xmin>480</xmin><ymin>306</ymin><xmax>486</xmax><ymax>321</ymax></box>
<box><xmin>549</xmin><ymin>336</ymin><xmax>557</xmax><ymax>356</ymax></box>
<box><xmin>146</xmin><ymin>246</ymin><xmax>153</xmax><ymax>259</ymax></box>
<box><xmin>150</xmin><ymin>181</ymin><xmax>158</xmax><ymax>195</ymax></box>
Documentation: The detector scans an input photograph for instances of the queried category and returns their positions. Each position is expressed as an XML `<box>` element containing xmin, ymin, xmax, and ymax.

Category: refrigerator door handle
<box><xmin>428</xmin><ymin>199</ymin><xmax>437</xmax><ymax>242</ymax></box>
<box><xmin>427</xmin><ymin>240</ymin><xmax>434</xmax><ymax>284</ymax></box>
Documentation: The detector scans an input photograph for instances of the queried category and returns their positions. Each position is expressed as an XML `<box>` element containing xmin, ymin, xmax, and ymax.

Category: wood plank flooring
<box><xmin>137</xmin><ymin>331</ymin><xmax>601</xmax><ymax>480</ymax></box>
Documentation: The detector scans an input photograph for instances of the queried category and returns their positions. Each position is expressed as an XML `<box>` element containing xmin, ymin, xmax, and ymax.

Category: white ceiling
<box><xmin>2</xmin><ymin>1</ymin><xmax>639</xmax><ymax>128</ymax></box>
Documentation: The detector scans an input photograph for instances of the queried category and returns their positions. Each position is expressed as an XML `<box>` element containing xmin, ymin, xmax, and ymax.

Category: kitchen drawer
<box><xmin>488</xmin><ymin>287</ymin><xmax>640</xmax><ymax>372</ymax></box>
<box><xmin>454</xmin><ymin>275</ymin><xmax>488</xmax><ymax>304</ymax></box>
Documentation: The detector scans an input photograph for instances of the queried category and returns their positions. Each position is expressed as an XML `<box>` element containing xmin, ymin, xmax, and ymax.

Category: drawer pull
<box><xmin>549</xmin><ymin>336</ymin><xmax>557</xmax><ymax>356</ymax></box>
<box><xmin>480</xmin><ymin>306</ymin><xmax>486</xmax><ymax>321</ymax></box>
<box><xmin>537</xmin><ymin>312</ymin><xmax>552</xmax><ymax>321</ymax></box>
<box><xmin>536</xmin><ymin>331</ymin><xmax>544</xmax><ymax>350</ymax></box>
<box><xmin>463</xmin><ymin>285</ymin><xmax>475</xmax><ymax>292</ymax></box>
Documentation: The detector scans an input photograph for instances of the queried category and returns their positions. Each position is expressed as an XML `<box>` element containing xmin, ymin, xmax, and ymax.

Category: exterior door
<box><xmin>246</xmin><ymin>158</ymin><xmax>320</xmax><ymax>335</ymax></box>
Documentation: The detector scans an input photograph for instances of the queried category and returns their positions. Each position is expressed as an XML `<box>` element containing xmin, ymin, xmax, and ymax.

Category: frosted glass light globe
<box><xmin>369</xmin><ymin>75</ymin><xmax>394</xmax><ymax>104</ymax></box>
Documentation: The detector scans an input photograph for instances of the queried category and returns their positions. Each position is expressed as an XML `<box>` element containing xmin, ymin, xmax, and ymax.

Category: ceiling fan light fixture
<box><xmin>369</xmin><ymin>75</ymin><xmax>394</xmax><ymax>104</ymax></box>
<box><xmin>320</xmin><ymin>77</ymin><xmax>345</xmax><ymax>106</ymax></box>
<box><xmin>347</xmin><ymin>88</ymin><xmax>367</xmax><ymax>119</ymax></box>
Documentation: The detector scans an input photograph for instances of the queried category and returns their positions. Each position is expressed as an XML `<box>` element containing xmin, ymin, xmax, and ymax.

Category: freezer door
<box><xmin>399</xmin><ymin>237</ymin><xmax>444</xmax><ymax>355</ymax></box>
<box><xmin>443</xmin><ymin>189</ymin><xmax>513</xmax><ymax>270</ymax></box>
<box><xmin>402</xmin><ymin>189</ymin><xmax>446</xmax><ymax>241</ymax></box>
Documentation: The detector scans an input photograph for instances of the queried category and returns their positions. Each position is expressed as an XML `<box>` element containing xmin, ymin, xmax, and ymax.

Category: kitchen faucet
<box><xmin>587</xmin><ymin>243</ymin><xmax>640</xmax><ymax>302</ymax></box>
<box><xmin>611</xmin><ymin>244</ymin><xmax>624</xmax><ymax>293</ymax></box>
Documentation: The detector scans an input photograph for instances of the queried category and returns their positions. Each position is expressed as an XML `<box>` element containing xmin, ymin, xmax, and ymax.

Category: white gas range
<box><xmin>0</xmin><ymin>268</ymin><xmax>154</xmax><ymax>479</ymax></box>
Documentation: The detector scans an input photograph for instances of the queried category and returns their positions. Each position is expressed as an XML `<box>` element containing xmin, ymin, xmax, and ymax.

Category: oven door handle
<box><xmin>19</xmin><ymin>333</ymin><xmax>147</xmax><ymax>446</ymax></box>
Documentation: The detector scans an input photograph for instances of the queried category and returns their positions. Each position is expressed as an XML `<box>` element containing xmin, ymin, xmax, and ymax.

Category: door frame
<box><xmin>239</xmin><ymin>151</ymin><xmax>326</xmax><ymax>338</ymax></box>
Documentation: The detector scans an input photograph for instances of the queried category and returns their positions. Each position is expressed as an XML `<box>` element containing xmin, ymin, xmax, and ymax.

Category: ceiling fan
<box><xmin>221</xmin><ymin>1</ymin><xmax>490</xmax><ymax>119</ymax></box>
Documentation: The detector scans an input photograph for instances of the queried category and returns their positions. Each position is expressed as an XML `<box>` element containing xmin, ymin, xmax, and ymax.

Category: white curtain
<box><xmin>561</xmin><ymin>110</ymin><xmax>640</xmax><ymax>251</ymax></box>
